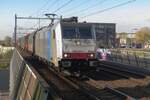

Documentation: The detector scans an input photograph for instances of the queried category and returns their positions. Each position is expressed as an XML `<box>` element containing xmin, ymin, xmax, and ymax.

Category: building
<box><xmin>93</xmin><ymin>23</ymin><xmax>116</xmax><ymax>48</ymax></box>
<box><xmin>116</xmin><ymin>33</ymin><xmax>136</xmax><ymax>48</ymax></box>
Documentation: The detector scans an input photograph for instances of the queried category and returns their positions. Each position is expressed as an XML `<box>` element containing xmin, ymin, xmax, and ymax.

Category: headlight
<box><xmin>90</xmin><ymin>54</ymin><xmax>94</xmax><ymax>57</ymax></box>
<box><xmin>76</xmin><ymin>41</ymin><xmax>80</xmax><ymax>45</ymax></box>
<box><xmin>64</xmin><ymin>54</ymin><xmax>68</xmax><ymax>58</ymax></box>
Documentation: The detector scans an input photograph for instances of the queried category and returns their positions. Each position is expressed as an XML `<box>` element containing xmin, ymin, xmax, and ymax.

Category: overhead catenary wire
<box><xmin>59</xmin><ymin>0</ymin><xmax>90</xmax><ymax>15</ymax></box>
<box><xmin>20</xmin><ymin>0</ymin><xmax>59</xmax><ymax>36</ymax></box>
<box><xmin>25</xmin><ymin>1</ymin><xmax>70</xmax><ymax>33</ymax></box>
<box><xmin>31</xmin><ymin>0</ymin><xmax>53</xmax><ymax>17</ymax></box>
<box><xmin>81</xmin><ymin>0</ymin><xmax>137</xmax><ymax>19</ymax></box>
<box><xmin>41</xmin><ymin>0</ymin><xmax>61</xmax><ymax>16</ymax></box>
<box><xmin>23</xmin><ymin>22</ymin><xmax>38</xmax><ymax>35</ymax></box>
<box><xmin>65</xmin><ymin>0</ymin><xmax>108</xmax><ymax>17</ymax></box>
<box><xmin>52</xmin><ymin>0</ymin><xmax>74</xmax><ymax>13</ymax></box>
<box><xmin>19</xmin><ymin>0</ymin><xmax>53</xmax><ymax>35</ymax></box>
<box><xmin>78</xmin><ymin>0</ymin><xmax>108</xmax><ymax>14</ymax></box>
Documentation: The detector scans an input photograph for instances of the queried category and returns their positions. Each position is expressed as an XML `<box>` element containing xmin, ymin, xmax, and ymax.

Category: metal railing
<box><xmin>108</xmin><ymin>49</ymin><xmax>150</xmax><ymax>68</ymax></box>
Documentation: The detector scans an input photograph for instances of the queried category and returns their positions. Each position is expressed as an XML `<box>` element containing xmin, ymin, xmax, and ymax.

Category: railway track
<box><xmin>97</xmin><ymin>62</ymin><xmax>150</xmax><ymax>86</ymax></box>
<box><xmin>24</xmin><ymin>57</ymin><xmax>138</xmax><ymax>100</ymax></box>
<box><xmin>98</xmin><ymin>63</ymin><xmax>146</xmax><ymax>79</ymax></box>
<box><xmin>84</xmin><ymin>62</ymin><xmax>150</xmax><ymax>100</ymax></box>
<box><xmin>67</xmin><ymin>76</ymin><xmax>137</xmax><ymax>100</ymax></box>
<box><xmin>100</xmin><ymin>61</ymin><xmax>150</xmax><ymax>75</ymax></box>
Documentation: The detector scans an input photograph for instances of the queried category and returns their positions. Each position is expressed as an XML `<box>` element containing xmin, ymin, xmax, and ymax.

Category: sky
<box><xmin>0</xmin><ymin>0</ymin><xmax>150</xmax><ymax>40</ymax></box>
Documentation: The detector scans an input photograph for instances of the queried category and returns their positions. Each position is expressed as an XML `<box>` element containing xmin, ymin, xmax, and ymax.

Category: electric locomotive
<box><xmin>18</xmin><ymin>17</ymin><xmax>98</xmax><ymax>72</ymax></box>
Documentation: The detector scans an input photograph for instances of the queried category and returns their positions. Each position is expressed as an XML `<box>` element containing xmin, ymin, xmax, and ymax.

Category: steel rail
<box><xmin>98</xmin><ymin>67</ymin><xmax>129</xmax><ymax>79</ymax></box>
<box><xmin>66</xmin><ymin>76</ymin><xmax>102</xmax><ymax>100</ymax></box>
<box><xmin>99</xmin><ymin>63</ymin><xmax>145</xmax><ymax>78</ymax></box>
<box><xmin>105</xmin><ymin>86</ymin><xmax>137</xmax><ymax>100</ymax></box>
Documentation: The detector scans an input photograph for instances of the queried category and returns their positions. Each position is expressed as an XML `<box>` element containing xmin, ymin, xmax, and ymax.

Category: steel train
<box><xmin>18</xmin><ymin>17</ymin><xmax>99</xmax><ymax>72</ymax></box>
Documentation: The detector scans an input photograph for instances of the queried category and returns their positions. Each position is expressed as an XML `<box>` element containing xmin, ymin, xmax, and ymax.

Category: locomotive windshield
<box><xmin>62</xmin><ymin>26</ymin><xmax>92</xmax><ymax>39</ymax></box>
<box><xmin>62</xmin><ymin>27</ymin><xmax>76</xmax><ymax>39</ymax></box>
<box><xmin>78</xmin><ymin>27</ymin><xmax>92</xmax><ymax>39</ymax></box>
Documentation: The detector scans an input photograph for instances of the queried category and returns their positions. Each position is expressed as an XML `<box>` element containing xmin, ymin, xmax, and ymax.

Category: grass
<box><xmin>0</xmin><ymin>50</ymin><xmax>13</xmax><ymax>69</ymax></box>
<box><xmin>0</xmin><ymin>63</ymin><xmax>9</xmax><ymax>69</ymax></box>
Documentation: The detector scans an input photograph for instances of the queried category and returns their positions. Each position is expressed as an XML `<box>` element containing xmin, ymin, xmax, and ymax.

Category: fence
<box><xmin>9</xmin><ymin>49</ymin><xmax>49</xmax><ymax>100</ymax></box>
<box><xmin>108</xmin><ymin>49</ymin><xmax>150</xmax><ymax>68</ymax></box>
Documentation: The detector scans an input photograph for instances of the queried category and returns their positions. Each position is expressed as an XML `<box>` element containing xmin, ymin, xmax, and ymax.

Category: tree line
<box><xmin>0</xmin><ymin>36</ymin><xmax>12</xmax><ymax>46</ymax></box>
<box><xmin>135</xmin><ymin>27</ymin><xmax>150</xmax><ymax>45</ymax></box>
<box><xmin>118</xmin><ymin>27</ymin><xmax>150</xmax><ymax>48</ymax></box>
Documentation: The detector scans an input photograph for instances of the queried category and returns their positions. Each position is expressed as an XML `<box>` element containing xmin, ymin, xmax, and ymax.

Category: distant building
<box><xmin>93</xmin><ymin>23</ymin><xmax>116</xmax><ymax>48</ymax></box>
<box><xmin>116</xmin><ymin>33</ymin><xmax>136</xmax><ymax>48</ymax></box>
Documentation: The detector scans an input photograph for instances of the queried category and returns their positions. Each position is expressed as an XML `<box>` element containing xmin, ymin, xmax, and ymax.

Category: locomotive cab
<box><xmin>59</xmin><ymin>22</ymin><xmax>98</xmax><ymax>71</ymax></box>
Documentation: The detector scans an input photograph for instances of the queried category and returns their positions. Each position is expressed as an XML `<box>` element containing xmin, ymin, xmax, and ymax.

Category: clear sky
<box><xmin>0</xmin><ymin>0</ymin><xmax>150</xmax><ymax>39</ymax></box>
